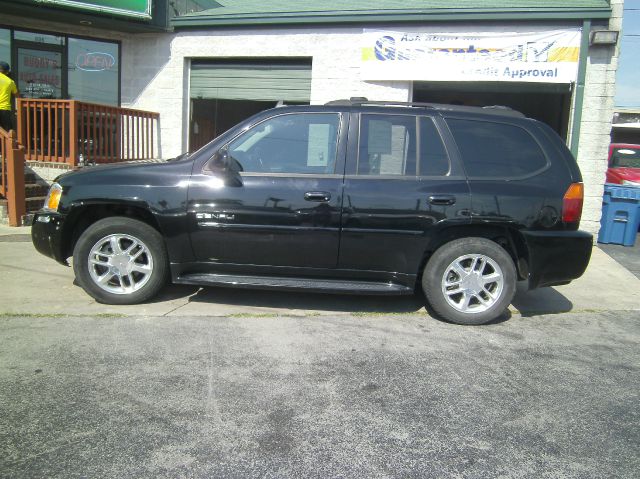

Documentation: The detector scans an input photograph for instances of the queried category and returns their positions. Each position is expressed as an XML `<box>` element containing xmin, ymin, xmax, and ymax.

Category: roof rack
<box><xmin>324</xmin><ymin>97</ymin><xmax>526</xmax><ymax>118</ymax></box>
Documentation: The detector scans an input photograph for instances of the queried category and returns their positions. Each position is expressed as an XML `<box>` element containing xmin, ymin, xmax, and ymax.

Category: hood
<box><xmin>54</xmin><ymin>158</ymin><xmax>192</xmax><ymax>185</ymax></box>
<box><xmin>607</xmin><ymin>167</ymin><xmax>640</xmax><ymax>184</ymax></box>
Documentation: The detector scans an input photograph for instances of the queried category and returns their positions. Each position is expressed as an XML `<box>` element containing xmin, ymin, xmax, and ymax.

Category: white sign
<box><xmin>361</xmin><ymin>29</ymin><xmax>582</xmax><ymax>83</ymax></box>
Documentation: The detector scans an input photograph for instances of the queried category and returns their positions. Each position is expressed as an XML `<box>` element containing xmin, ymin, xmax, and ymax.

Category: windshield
<box><xmin>611</xmin><ymin>147</ymin><xmax>640</xmax><ymax>168</ymax></box>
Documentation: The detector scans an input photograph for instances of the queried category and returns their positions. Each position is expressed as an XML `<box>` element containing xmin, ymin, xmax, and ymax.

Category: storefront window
<box><xmin>14</xmin><ymin>30</ymin><xmax>64</xmax><ymax>46</ymax></box>
<box><xmin>0</xmin><ymin>28</ymin><xmax>10</xmax><ymax>66</ymax></box>
<box><xmin>68</xmin><ymin>37</ymin><xmax>118</xmax><ymax>105</ymax></box>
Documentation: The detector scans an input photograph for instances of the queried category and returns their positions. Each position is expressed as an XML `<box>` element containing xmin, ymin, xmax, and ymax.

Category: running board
<box><xmin>175</xmin><ymin>273</ymin><xmax>413</xmax><ymax>295</ymax></box>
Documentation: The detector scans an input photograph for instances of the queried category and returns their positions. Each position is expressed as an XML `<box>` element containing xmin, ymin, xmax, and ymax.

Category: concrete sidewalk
<box><xmin>0</xmin><ymin>224</ymin><xmax>638</xmax><ymax>318</ymax></box>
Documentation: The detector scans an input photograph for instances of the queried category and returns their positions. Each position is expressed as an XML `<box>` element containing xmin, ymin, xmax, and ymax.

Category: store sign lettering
<box><xmin>23</xmin><ymin>55</ymin><xmax>59</xmax><ymax>69</ymax></box>
<box><xmin>76</xmin><ymin>52</ymin><xmax>115</xmax><ymax>72</ymax></box>
<box><xmin>19</xmin><ymin>72</ymin><xmax>60</xmax><ymax>86</ymax></box>
<box><xmin>362</xmin><ymin>28</ymin><xmax>581</xmax><ymax>83</ymax></box>
<box><xmin>20</xmin><ymin>55</ymin><xmax>61</xmax><ymax>87</ymax></box>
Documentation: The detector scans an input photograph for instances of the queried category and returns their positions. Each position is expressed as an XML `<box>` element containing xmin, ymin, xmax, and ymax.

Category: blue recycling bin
<box><xmin>598</xmin><ymin>185</ymin><xmax>640</xmax><ymax>246</ymax></box>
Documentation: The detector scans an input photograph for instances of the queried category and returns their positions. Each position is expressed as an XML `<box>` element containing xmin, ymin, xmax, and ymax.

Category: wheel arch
<box><xmin>417</xmin><ymin>224</ymin><xmax>529</xmax><ymax>285</ymax></box>
<box><xmin>60</xmin><ymin>201</ymin><xmax>164</xmax><ymax>261</ymax></box>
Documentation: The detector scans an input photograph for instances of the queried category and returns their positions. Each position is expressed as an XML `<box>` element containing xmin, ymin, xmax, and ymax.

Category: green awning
<box><xmin>173</xmin><ymin>1</ymin><xmax>611</xmax><ymax>28</ymax></box>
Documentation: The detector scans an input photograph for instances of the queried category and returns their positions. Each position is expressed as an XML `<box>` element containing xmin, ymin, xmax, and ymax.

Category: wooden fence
<box><xmin>0</xmin><ymin>127</ymin><xmax>26</xmax><ymax>226</ymax></box>
<box><xmin>16</xmin><ymin>99</ymin><xmax>159</xmax><ymax>166</ymax></box>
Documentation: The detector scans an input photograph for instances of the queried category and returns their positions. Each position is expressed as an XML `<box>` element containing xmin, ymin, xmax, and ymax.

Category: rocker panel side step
<box><xmin>175</xmin><ymin>273</ymin><xmax>413</xmax><ymax>295</ymax></box>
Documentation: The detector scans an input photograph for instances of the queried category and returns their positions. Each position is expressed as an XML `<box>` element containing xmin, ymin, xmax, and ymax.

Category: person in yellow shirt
<box><xmin>0</xmin><ymin>61</ymin><xmax>19</xmax><ymax>132</ymax></box>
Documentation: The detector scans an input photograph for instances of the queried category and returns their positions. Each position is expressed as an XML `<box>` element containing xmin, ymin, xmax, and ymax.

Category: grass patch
<box><xmin>0</xmin><ymin>312</ymin><xmax>127</xmax><ymax>319</ymax></box>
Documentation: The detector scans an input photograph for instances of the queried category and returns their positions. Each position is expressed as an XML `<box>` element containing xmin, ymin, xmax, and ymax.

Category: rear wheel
<box><xmin>73</xmin><ymin>217</ymin><xmax>168</xmax><ymax>304</ymax></box>
<box><xmin>422</xmin><ymin>237</ymin><xmax>516</xmax><ymax>325</ymax></box>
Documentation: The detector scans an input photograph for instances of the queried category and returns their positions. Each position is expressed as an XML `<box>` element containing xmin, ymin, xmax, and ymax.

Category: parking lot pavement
<box><xmin>0</xmin><ymin>238</ymin><xmax>638</xmax><ymax>319</ymax></box>
<box><xmin>598</xmin><ymin>233</ymin><xmax>640</xmax><ymax>279</ymax></box>
<box><xmin>1</xmin><ymin>311</ymin><xmax>638</xmax><ymax>478</ymax></box>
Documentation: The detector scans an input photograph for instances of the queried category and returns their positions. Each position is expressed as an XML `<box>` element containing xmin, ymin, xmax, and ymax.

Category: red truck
<box><xmin>607</xmin><ymin>143</ymin><xmax>640</xmax><ymax>186</ymax></box>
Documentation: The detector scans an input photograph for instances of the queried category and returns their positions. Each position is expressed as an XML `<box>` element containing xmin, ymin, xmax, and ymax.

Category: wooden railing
<box><xmin>0</xmin><ymin>127</ymin><xmax>26</xmax><ymax>226</ymax></box>
<box><xmin>16</xmin><ymin>99</ymin><xmax>159</xmax><ymax>166</ymax></box>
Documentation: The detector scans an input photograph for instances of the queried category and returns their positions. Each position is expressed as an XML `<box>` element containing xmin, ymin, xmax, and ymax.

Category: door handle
<box><xmin>428</xmin><ymin>195</ymin><xmax>456</xmax><ymax>206</ymax></box>
<box><xmin>304</xmin><ymin>191</ymin><xmax>331</xmax><ymax>202</ymax></box>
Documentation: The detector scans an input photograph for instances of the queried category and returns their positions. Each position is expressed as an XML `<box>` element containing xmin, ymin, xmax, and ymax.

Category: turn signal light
<box><xmin>562</xmin><ymin>183</ymin><xmax>584</xmax><ymax>223</ymax></box>
<box><xmin>44</xmin><ymin>183</ymin><xmax>63</xmax><ymax>211</ymax></box>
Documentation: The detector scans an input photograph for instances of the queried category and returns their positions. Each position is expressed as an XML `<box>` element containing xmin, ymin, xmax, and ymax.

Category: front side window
<box><xmin>225</xmin><ymin>113</ymin><xmax>340</xmax><ymax>174</ymax></box>
<box><xmin>358</xmin><ymin>115</ymin><xmax>416</xmax><ymax>175</ymax></box>
<box><xmin>446</xmin><ymin>118</ymin><xmax>548</xmax><ymax>178</ymax></box>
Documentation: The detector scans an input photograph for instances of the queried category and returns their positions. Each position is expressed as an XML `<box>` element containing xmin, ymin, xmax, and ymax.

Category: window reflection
<box><xmin>0</xmin><ymin>29</ymin><xmax>10</xmax><ymax>66</ymax></box>
<box><xmin>68</xmin><ymin>38</ymin><xmax>118</xmax><ymax>105</ymax></box>
<box><xmin>14</xmin><ymin>30</ymin><xmax>64</xmax><ymax>46</ymax></box>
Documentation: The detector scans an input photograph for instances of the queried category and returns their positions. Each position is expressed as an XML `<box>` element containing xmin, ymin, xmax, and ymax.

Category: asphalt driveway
<box><xmin>1</xmin><ymin>311</ymin><xmax>639</xmax><ymax>478</ymax></box>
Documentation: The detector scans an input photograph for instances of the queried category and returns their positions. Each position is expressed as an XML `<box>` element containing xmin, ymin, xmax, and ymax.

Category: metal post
<box><xmin>570</xmin><ymin>19</ymin><xmax>591</xmax><ymax>157</ymax></box>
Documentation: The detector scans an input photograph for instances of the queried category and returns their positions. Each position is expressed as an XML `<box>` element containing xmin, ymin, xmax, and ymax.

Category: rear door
<box><xmin>338</xmin><ymin>111</ymin><xmax>472</xmax><ymax>275</ymax></box>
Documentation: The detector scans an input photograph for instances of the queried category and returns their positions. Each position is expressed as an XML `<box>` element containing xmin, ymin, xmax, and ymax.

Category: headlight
<box><xmin>43</xmin><ymin>183</ymin><xmax>63</xmax><ymax>211</ymax></box>
<box><xmin>621</xmin><ymin>180</ymin><xmax>640</xmax><ymax>187</ymax></box>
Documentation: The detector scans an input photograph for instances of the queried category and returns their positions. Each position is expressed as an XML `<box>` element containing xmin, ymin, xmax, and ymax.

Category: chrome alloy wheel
<box><xmin>87</xmin><ymin>234</ymin><xmax>154</xmax><ymax>295</ymax></box>
<box><xmin>441</xmin><ymin>254</ymin><xmax>504</xmax><ymax>314</ymax></box>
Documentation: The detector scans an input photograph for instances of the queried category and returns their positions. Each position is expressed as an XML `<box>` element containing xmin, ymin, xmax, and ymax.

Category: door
<box><xmin>15</xmin><ymin>45</ymin><xmax>64</xmax><ymax>99</ymax></box>
<box><xmin>339</xmin><ymin>112</ymin><xmax>472</xmax><ymax>275</ymax></box>
<box><xmin>188</xmin><ymin>111</ymin><xmax>346</xmax><ymax>271</ymax></box>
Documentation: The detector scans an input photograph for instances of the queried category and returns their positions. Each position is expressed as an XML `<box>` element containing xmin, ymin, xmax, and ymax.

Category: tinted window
<box><xmin>446</xmin><ymin>119</ymin><xmax>548</xmax><ymax>178</ymax></box>
<box><xmin>419</xmin><ymin>118</ymin><xmax>449</xmax><ymax>176</ymax></box>
<box><xmin>226</xmin><ymin>113</ymin><xmax>340</xmax><ymax>174</ymax></box>
<box><xmin>611</xmin><ymin>147</ymin><xmax>640</xmax><ymax>168</ymax></box>
<box><xmin>358</xmin><ymin>115</ymin><xmax>416</xmax><ymax>175</ymax></box>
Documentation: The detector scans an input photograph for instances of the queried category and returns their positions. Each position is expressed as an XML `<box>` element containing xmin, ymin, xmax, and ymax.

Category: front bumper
<box><xmin>31</xmin><ymin>212</ymin><xmax>68</xmax><ymax>265</ymax></box>
<box><xmin>523</xmin><ymin>230</ymin><xmax>593</xmax><ymax>290</ymax></box>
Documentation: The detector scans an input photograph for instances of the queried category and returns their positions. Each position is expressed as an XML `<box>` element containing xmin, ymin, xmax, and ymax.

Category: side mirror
<box><xmin>211</xmin><ymin>147</ymin><xmax>243</xmax><ymax>173</ymax></box>
<box><xmin>211</xmin><ymin>148</ymin><xmax>229</xmax><ymax>169</ymax></box>
<box><xmin>203</xmin><ymin>147</ymin><xmax>243</xmax><ymax>187</ymax></box>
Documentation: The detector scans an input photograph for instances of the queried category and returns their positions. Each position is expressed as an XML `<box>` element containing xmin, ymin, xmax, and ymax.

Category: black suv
<box><xmin>32</xmin><ymin>99</ymin><xmax>592</xmax><ymax>325</ymax></box>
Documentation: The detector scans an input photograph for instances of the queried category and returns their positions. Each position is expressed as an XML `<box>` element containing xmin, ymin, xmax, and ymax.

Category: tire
<box><xmin>422</xmin><ymin>237</ymin><xmax>516</xmax><ymax>325</ymax></box>
<box><xmin>72</xmin><ymin>217</ymin><xmax>168</xmax><ymax>305</ymax></box>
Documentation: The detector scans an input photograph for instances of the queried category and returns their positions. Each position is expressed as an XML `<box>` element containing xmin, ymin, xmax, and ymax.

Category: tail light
<box><xmin>562</xmin><ymin>183</ymin><xmax>584</xmax><ymax>223</ymax></box>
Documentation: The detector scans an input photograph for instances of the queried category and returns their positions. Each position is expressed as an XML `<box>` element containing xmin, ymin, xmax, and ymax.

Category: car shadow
<box><xmin>511</xmin><ymin>281</ymin><xmax>574</xmax><ymax>317</ymax></box>
<box><xmin>150</xmin><ymin>281</ymin><xmax>573</xmax><ymax>320</ymax></box>
<box><xmin>155</xmin><ymin>284</ymin><xmax>427</xmax><ymax>314</ymax></box>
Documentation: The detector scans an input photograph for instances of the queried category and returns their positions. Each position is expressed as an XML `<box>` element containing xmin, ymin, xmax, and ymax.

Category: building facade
<box><xmin>0</xmin><ymin>0</ymin><xmax>623</xmax><ymax>234</ymax></box>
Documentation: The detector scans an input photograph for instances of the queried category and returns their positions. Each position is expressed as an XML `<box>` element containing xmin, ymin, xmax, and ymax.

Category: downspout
<box><xmin>570</xmin><ymin>19</ymin><xmax>591</xmax><ymax>157</ymax></box>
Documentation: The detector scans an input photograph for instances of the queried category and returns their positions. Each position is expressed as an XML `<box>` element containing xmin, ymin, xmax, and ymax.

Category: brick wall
<box><xmin>577</xmin><ymin>0</ymin><xmax>623</xmax><ymax>234</ymax></box>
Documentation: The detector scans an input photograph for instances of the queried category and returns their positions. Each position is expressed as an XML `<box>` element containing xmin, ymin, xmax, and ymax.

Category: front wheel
<box><xmin>72</xmin><ymin>217</ymin><xmax>168</xmax><ymax>304</ymax></box>
<box><xmin>422</xmin><ymin>237</ymin><xmax>517</xmax><ymax>325</ymax></box>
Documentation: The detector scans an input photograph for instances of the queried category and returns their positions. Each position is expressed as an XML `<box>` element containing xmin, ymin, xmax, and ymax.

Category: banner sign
<box><xmin>35</xmin><ymin>0</ymin><xmax>152</xmax><ymax>19</ymax></box>
<box><xmin>361</xmin><ymin>29</ymin><xmax>581</xmax><ymax>83</ymax></box>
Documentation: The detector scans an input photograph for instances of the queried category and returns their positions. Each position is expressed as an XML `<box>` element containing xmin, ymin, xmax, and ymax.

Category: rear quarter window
<box><xmin>446</xmin><ymin>118</ymin><xmax>549</xmax><ymax>179</ymax></box>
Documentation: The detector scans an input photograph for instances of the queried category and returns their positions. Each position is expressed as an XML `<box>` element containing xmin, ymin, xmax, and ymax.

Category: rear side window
<box><xmin>419</xmin><ymin>118</ymin><xmax>450</xmax><ymax>176</ymax></box>
<box><xmin>358</xmin><ymin>115</ymin><xmax>416</xmax><ymax>175</ymax></box>
<box><xmin>446</xmin><ymin>118</ymin><xmax>548</xmax><ymax>178</ymax></box>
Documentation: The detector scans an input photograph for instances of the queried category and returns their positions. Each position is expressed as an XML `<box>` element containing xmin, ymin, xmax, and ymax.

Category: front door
<box><xmin>188</xmin><ymin>111</ymin><xmax>346</xmax><ymax>272</ymax></box>
<box><xmin>14</xmin><ymin>44</ymin><xmax>64</xmax><ymax>99</ymax></box>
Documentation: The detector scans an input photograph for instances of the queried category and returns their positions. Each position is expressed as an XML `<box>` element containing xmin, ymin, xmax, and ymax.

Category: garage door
<box><xmin>190</xmin><ymin>61</ymin><xmax>312</xmax><ymax>103</ymax></box>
